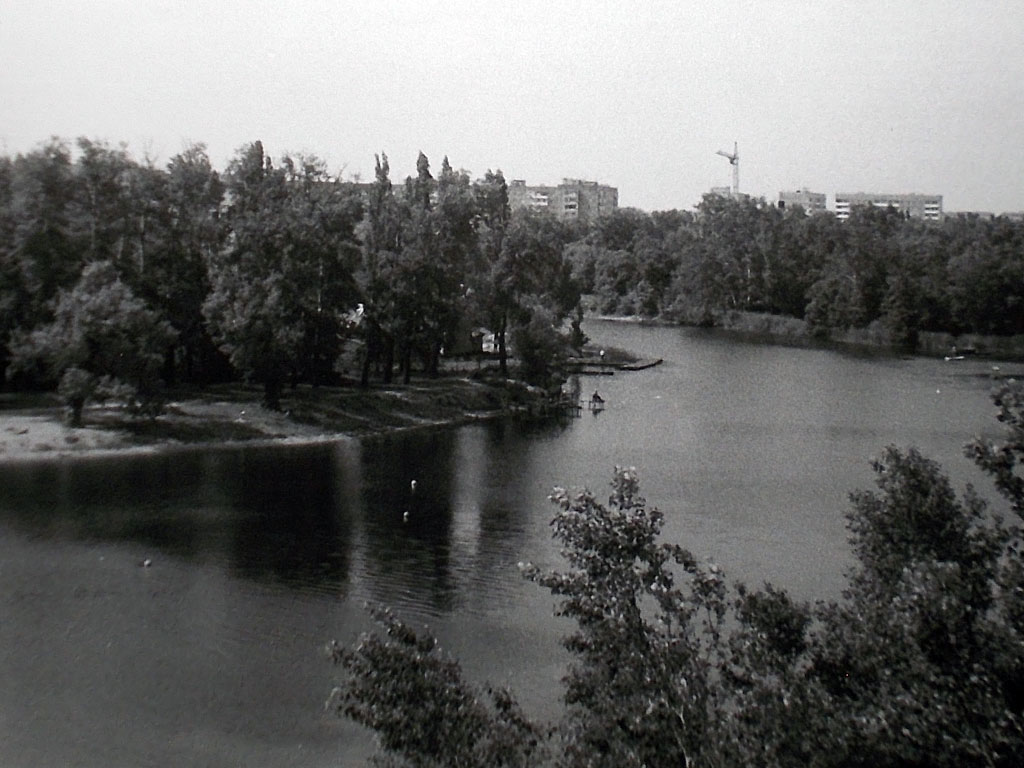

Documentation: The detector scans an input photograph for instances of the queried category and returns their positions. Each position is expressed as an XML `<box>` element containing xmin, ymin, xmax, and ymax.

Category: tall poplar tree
<box><xmin>356</xmin><ymin>152</ymin><xmax>404</xmax><ymax>387</ymax></box>
<box><xmin>155</xmin><ymin>143</ymin><xmax>227</xmax><ymax>382</ymax></box>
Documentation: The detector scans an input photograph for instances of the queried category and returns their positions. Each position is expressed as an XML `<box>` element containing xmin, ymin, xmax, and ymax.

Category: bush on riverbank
<box><xmin>711</xmin><ymin>309</ymin><xmax>904</xmax><ymax>352</ymax></box>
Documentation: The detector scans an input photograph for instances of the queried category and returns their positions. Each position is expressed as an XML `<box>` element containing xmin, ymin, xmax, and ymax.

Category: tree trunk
<box><xmin>360</xmin><ymin>324</ymin><xmax>377</xmax><ymax>389</ymax></box>
<box><xmin>263</xmin><ymin>376</ymin><xmax>283</xmax><ymax>411</ymax></box>
<box><xmin>427</xmin><ymin>339</ymin><xmax>441</xmax><ymax>378</ymax></box>
<box><xmin>162</xmin><ymin>344</ymin><xmax>176</xmax><ymax>386</ymax></box>
<box><xmin>67</xmin><ymin>397</ymin><xmax>85</xmax><ymax>428</ymax></box>
<box><xmin>382</xmin><ymin>337</ymin><xmax>394</xmax><ymax>385</ymax></box>
<box><xmin>498</xmin><ymin>313</ymin><xmax>509</xmax><ymax>378</ymax></box>
<box><xmin>360</xmin><ymin>345</ymin><xmax>372</xmax><ymax>389</ymax></box>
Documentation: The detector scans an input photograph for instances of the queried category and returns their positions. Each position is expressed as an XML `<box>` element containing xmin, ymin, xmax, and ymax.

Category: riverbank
<box><xmin>0</xmin><ymin>376</ymin><xmax>514</xmax><ymax>461</ymax></box>
<box><xmin>593</xmin><ymin>309</ymin><xmax>1024</xmax><ymax>361</ymax></box>
<box><xmin>0</xmin><ymin>338</ymin><xmax>658</xmax><ymax>462</ymax></box>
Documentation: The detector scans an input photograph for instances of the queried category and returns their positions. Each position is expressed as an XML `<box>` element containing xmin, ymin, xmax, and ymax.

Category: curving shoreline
<box><xmin>0</xmin><ymin>377</ymin><xmax>511</xmax><ymax>463</ymax></box>
<box><xmin>0</xmin><ymin>343</ymin><xmax>656</xmax><ymax>464</ymax></box>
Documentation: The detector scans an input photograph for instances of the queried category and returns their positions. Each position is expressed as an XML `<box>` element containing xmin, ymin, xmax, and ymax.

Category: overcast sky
<box><xmin>2</xmin><ymin>1</ymin><xmax>1022</xmax><ymax>213</ymax></box>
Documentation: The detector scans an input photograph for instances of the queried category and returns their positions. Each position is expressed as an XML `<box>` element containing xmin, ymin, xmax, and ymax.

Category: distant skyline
<box><xmin>3</xmin><ymin>1</ymin><xmax>1023</xmax><ymax>213</ymax></box>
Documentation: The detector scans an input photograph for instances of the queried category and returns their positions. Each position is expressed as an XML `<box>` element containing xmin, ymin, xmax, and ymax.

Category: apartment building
<box><xmin>834</xmin><ymin>192</ymin><xmax>943</xmax><ymax>221</ymax></box>
<box><xmin>508</xmin><ymin>178</ymin><xmax>618</xmax><ymax>222</ymax></box>
<box><xmin>778</xmin><ymin>188</ymin><xmax>827</xmax><ymax>213</ymax></box>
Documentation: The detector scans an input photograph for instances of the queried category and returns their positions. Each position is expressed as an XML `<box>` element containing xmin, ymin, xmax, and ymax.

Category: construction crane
<box><xmin>715</xmin><ymin>141</ymin><xmax>739</xmax><ymax>197</ymax></box>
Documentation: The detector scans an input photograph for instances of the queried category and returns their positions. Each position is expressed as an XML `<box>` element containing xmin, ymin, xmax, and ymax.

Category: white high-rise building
<box><xmin>834</xmin><ymin>192</ymin><xmax>943</xmax><ymax>221</ymax></box>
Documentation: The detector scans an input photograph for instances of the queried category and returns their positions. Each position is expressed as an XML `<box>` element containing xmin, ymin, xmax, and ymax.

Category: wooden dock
<box><xmin>565</xmin><ymin>357</ymin><xmax>663</xmax><ymax>374</ymax></box>
<box><xmin>619</xmin><ymin>358</ymin><xmax>663</xmax><ymax>371</ymax></box>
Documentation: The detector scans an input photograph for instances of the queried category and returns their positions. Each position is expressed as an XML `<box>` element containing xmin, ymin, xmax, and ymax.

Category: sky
<box><xmin>2</xmin><ymin>0</ymin><xmax>1023</xmax><ymax>213</ymax></box>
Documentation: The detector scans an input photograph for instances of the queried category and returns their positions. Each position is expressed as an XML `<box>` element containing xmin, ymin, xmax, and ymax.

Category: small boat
<box><xmin>944</xmin><ymin>355</ymin><xmax>965</xmax><ymax>362</ymax></box>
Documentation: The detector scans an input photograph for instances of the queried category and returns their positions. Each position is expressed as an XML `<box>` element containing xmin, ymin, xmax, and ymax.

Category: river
<box><xmin>0</xmin><ymin>321</ymin><xmax>1015</xmax><ymax>766</ymax></box>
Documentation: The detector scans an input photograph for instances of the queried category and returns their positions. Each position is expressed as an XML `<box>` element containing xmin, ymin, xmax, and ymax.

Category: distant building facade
<box><xmin>778</xmin><ymin>188</ymin><xmax>827</xmax><ymax>213</ymax></box>
<box><xmin>834</xmin><ymin>192</ymin><xmax>943</xmax><ymax>221</ymax></box>
<box><xmin>508</xmin><ymin>178</ymin><xmax>618</xmax><ymax>222</ymax></box>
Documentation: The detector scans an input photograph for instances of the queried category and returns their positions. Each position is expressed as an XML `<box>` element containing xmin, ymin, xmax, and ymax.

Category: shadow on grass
<box><xmin>116</xmin><ymin>416</ymin><xmax>270</xmax><ymax>444</ymax></box>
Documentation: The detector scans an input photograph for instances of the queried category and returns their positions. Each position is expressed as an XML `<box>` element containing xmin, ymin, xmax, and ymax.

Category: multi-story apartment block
<box><xmin>834</xmin><ymin>192</ymin><xmax>943</xmax><ymax>221</ymax></box>
<box><xmin>778</xmin><ymin>188</ymin><xmax>827</xmax><ymax>213</ymax></box>
<box><xmin>507</xmin><ymin>180</ymin><xmax>553</xmax><ymax>212</ymax></box>
<box><xmin>508</xmin><ymin>178</ymin><xmax>618</xmax><ymax>222</ymax></box>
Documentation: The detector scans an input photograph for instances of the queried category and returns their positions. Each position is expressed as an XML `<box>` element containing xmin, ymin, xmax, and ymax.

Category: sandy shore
<box><xmin>0</xmin><ymin>402</ymin><xmax>325</xmax><ymax>461</ymax></box>
<box><xmin>0</xmin><ymin>413</ymin><xmax>137</xmax><ymax>459</ymax></box>
<box><xmin>0</xmin><ymin>378</ymin><xmax>510</xmax><ymax>462</ymax></box>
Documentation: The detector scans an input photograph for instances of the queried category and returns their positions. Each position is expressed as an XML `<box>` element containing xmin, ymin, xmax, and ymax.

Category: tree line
<box><xmin>0</xmin><ymin>138</ymin><xmax>581</xmax><ymax>419</ymax></box>
<box><xmin>5</xmin><ymin>137</ymin><xmax>1024</xmax><ymax>421</ymax></box>
<box><xmin>331</xmin><ymin>381</ymin><xmax>1024</xmax><ymax>767</ymax></box>
<box><xmin>574</xmin><ymin>195</ymin><xmax>1024</xmax><ymax>348</ymax></box>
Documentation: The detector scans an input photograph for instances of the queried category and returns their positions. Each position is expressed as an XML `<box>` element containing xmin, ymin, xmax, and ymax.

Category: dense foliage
<box><xmin>572</xmin><ymin>196</ymin><xmax>1024</xmax><ymax>346</ymax></box>
<box><xmin>7</xmin><ymin>260</ymin><xmax>174</xmax><ymax>423</ymax></box>
<box><xmin>330</xmin><ymin>382</ymin><xmax>1024</xmax><ymax>766</ymax></box>
<box><xmin>4</xmin><ymin>136</ymin><xmax>1024</xmax><ymax>415</ymax></box>
<box><xmin>0</xmin><ymin>138</ymin><xmax>582</xmax><ymax>414</ymax></box>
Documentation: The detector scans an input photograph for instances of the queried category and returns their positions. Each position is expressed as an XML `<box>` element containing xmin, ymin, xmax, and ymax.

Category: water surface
<box><xmin>0</xmin><ymin>322</ymin><xmax>1013</xmax><ymax>765</ymax></box>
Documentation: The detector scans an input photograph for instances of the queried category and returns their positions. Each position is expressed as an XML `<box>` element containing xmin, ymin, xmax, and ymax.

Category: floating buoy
<box><xmin>405</xmin><ymin>481</ymin><xmax>418</xmax><ymax>522</ymax></box>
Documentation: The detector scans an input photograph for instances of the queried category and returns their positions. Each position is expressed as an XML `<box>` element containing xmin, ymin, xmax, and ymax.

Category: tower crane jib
<box><xmin>715</xmin><ymin>141</ymin><xmax>739</xmax><ymax>197</ymax></box>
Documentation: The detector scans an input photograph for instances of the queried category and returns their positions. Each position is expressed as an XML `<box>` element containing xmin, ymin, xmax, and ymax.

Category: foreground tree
<box><xmin>521</xmin><ymin>468</ymin><xmax>729</xmax><ymax>767</ymax></box>
<box><xmin>329</xmin><ymin>605</ymin><xmax>546</xmax><ymax>767</ymax></box>
<box><xmin>796</xmin><ymin>447</ymin><xmax>1019</xmax><ymax>767</ymax></box>
<box><xmin>331</xmin><ymin>467</ymin><xmax>728</xmax><ymax>767</ymax></box>
<box><xmin>968</xmin><ymin>380</ymin><xmax>1024</xmax><ymax>514</ymax></box>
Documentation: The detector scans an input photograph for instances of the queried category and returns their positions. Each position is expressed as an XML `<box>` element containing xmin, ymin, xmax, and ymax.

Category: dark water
<box><xmin>0</xmin><ymin>322</ymin><xmax>1015</xmax><ymax>766</ymax></box>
